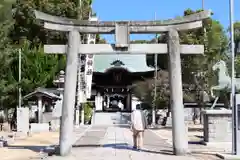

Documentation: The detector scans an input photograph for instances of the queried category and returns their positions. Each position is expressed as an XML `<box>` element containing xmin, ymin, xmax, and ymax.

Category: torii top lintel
<box><xmin>34</xmin><ymin>10</ymin><xmax>211</xmax><ymax>34</ymax></box>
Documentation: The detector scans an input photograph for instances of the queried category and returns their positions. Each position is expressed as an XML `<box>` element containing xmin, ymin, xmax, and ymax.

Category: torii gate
<box><xmin>34</xmin><ymin>10</ymin><xmax>211</xmax><ymax>156</ymax></box>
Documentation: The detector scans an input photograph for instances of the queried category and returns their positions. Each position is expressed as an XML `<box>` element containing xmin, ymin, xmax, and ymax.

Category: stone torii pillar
<box><xmin>60</xmin><ymin>30</ymin><xmax>80</xmax><ymax>155</ymax></box>
<box><xmin>34</xmin><ymin>10</ymin><xmax>211</xmax><ymax>156</ymax></box>
<box><xmin>168</xmin><ymin>29</ymin><xmax>188</xmax><ymax>154</ymax></box>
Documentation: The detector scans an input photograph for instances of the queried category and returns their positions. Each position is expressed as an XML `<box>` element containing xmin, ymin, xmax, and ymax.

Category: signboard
<box><xmin>84</xmin><ymin>22</ymin><xmax>97</xmax><ymax>98</ymax></box>
<box><xmin>85</xmin><ymin>53</ymin><xmax>94</xmax><ymax>98</ymax></box>
<box><xmin>77</xmin><ymin>55</ymin><xmax>87</xmax><ymax>104</ymax></box>
<box><xmin>77</xmin><ymin>16</ymin><xmax>97</xmax><ymax>101</ymax></box>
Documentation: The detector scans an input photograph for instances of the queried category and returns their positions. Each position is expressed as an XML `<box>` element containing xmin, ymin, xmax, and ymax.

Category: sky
<box><xmin>92</xmin><ymin>0</ymin><xmax>240</xmax><ymax>43</ymax></box>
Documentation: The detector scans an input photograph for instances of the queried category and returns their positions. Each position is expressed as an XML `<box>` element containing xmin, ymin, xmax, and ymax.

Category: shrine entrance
<box><xmin>34</xmin><ymin>10</ymin><xmax>211</xmax><ymax>156</ymax></box>
<box><xmin>94</xmin><ymin>67</ymin><xmax>133</xmax><ymax>112</ymax></box>
<box><xmin>93</xmin><ymin>60</ymin><xmax>155</xmax><ymax>112</ymax></box>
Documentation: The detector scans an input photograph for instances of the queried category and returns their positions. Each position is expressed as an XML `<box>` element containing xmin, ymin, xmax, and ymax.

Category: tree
<box><xmin>96</xmin><ymin>34</ymin><xmax>107</xmax><ymax>44</ymax></box>
<box><xmin>0</xmin><ymin>0</ymin><xmax>94</xmax><ymax>109</ymax></box>
<box><xmin>11</xmin><ymin>0</ymin><xmax>93</xmax><ymax>45</ymax></box>
<box><xmin>133</xmin><ymin>71</ymin><xmax>169</xmax><ymax>109</ymax></box>
<box><xmin>0</xmin><ymin>41</ymin><xmax>63</xmax><ymax>109</ymax></box>
<box><xmin>11</xmin><ymin>0</ymin><xmax>76</xmax><ymax>45</ymax></box>
<box><xmin>0</xmin><ymin>0</ymin><xmax>14</xmax><ymax>23</ymax></box>
<box><xmin>233</xmin><ymin>22</ymin><xmax>240</xmax><ymax>76</ymax></box>
<box><xmin>83</xmin><ymin>102</ymin><xmax>93</xmax><ymax>124</ymax></box>
<box><xmin>134</xmin><ymin>9</ymin><xmax>229</xmax><ymax>118</ymax></box>
<box><xmin>147</xmin><ymin>9</ymin><xmax>228</xmax><ymax>97</ymax></box>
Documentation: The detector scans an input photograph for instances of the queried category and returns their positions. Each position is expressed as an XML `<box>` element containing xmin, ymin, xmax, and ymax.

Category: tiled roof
<box><xmin>23</xmin><ymin>88</ymin><xmax>61</xmax><ymax>100</ymax></box>
<box><xmin>93</xmin><ymin>54</ymin><xmax>154</xmax><ymax>73</ymax></box>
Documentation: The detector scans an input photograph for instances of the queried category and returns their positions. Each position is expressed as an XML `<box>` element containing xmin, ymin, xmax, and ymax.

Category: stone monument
<box><xmin>17</xmin><ymin>108</ymin><xmax>29</xmax><ymax>135</ymax></box>
<box><xmin>210</xmin><ymin>60</ymin><xmax>240</xmax><ymax>108</ymax></box>
<box><xmin>211</xmin><ymin>60</ymin><xmax>231</xmax><ymax>98</ymax></box>
<box><xmin>202</xmin><ymin>60</ymin><xmax>235</xmax><ymax>144</ymax></box>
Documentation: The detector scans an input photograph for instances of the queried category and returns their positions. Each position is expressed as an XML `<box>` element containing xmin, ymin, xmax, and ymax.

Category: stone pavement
<box><xmin>150</xmin><ymin>124</ymin><xmax>223</xmax><ymax>160</ymax></box>
<box><xmin>0</xmin><ymin>125</ymin><xmax>89</xmax><ymax>160</ymax></box>
<box><xmin>45</xmin><ymin>125</ymin><xmax>210</xmax><ymax>160</ymax></box>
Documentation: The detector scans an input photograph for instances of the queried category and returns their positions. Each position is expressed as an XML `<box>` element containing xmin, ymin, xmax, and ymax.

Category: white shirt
<box><xmin>118</xmin><ymin>102</ymin><xmax>124</xmax><ymax>110</ymax></box>
<box><xmin>131</xmin><ymin>110</ymin><xmax>144</xmax><ymax>131</ymax></box>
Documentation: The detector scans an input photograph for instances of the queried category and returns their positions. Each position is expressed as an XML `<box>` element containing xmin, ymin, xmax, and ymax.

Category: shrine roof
<box><xmin>93</xmin><ymin>55</ymin><xmax>154</xmax><ymax>73</ymax></box>
<box><xmin>23</xmin><ymin>88</ymin><xmax>61</xmax><ymax>101</ymax></box>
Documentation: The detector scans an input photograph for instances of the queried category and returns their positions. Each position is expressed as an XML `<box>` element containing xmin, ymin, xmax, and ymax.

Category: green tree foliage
<box><xmin>132</xmin><ymin>70</ymin><xmax>196</xmax><ymax>109</ymax></box>
<box><xmin>11</xmin><ymin>0</ymin><xmax>92</xmax><ymax>45</ymax></box>
<box><xmin>234</xmin><ymin>22</ymin><xmax>240</xmax><ymax>76</ymax></box>
<box><xmin>147</xmin><ymin>9</ymin><xmax>228</xmax><ymax>91</ymax></box>
<box><xmin>0</xmin><ymin>0</ymin><xmax>93</xmax><ymax>109</ymax></box>
<box><xmin>96</xmin><ymin>34</ymin><xmax>107</xmax><ymax>44</ymax></box>
<box><xmin>0</xmin><ymin>41</ymin><xmax>63</xmax><ymax>108</ymax></box>
<box><xmin>11</xmin><ymin>0</ymin><xmax>77</xmax><ymax>45</ymax></box>
<box><xmin>134</xmin><ymin>9</ymin><xmax>229</xmax><ymax>108</ymax></box>
<box><xmin>233</xmin><ymin>22</ymin><xmax>240</xmax><ymax>47</ymax></box>
<box><xmin>133</xmin><ymin>71</ymin><xmax>170</xmax><ymax>109</ymax></box>
<box><xmin>0</xmin><ymin>0</ymin><xmax>14</xmax><ymax>23</ymax></box>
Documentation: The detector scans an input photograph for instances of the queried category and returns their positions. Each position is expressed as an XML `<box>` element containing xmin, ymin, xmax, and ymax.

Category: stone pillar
<box><xmin>17</xmin><ymin>108</ymin><xmax>29</xmax><ymax>136</ymax></box>
<box><xmin>95</xmin><ymin>92</ymin><xmax>103</xmax><ymax>111</ymax></box>
<box><xmin>59</xmin><ymin>30</ymin><xmax>80</xmax><ymax>156</ymax></box>
<box><xmin>94</xmin><ymin>95</ymin><xmax>98</xmax><ymax>110</ymax></box>
<box><xmin>100</xmin><ymin>94</ymin><xmax>103</xmax><ymax>109</ymax></box>
<box><xmin>168</xmin><ymin>29</ymin><xmax>188</xmax><ymax>155</ymax></box>
<box><xmin>75</xmin><ymin>106</ymin><xmax>80</xmax><ymax>126</ymax></box>
<box><xmin>126</xmin><ymin>93</ymin><xmax>132</xmax><ymax>111</ymax></box>
<box><xmin>80</xmin><ymin>104</ymin><xmax>84</xmax><ymax>125</ymax></box>
<box><xmin>37</xmin><ymin>96</ymin><xmax>42</xmax><ymax>123</ymax></box>
<box><xmin>107</xmin><ymin>95</ymin><xmax>110</xmax><ymax>108</ymax></box>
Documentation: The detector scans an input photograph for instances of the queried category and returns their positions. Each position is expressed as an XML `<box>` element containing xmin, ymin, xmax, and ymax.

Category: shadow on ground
<box><xmin>73</xmin><ymin>144</ymin><xmax>101</xmax><ymax>148</ymax></box>
<box><xmin>150</xmin><ymin>126</ymin><xmax>203</xmax><ymax>132</ymax></box>
<box><xmin>102</xmin><ymin>143</ymin><xmax>173</xmax><ymax>155</ymax></box>
<box><xmin>188</xmin><ymin>141</ymin><xmax>205</xmax><ymax>145</ymax></box>
<box><xmin>7</xmin><ymin>145</ymin><xmax>56</xmax><ymax>154</ymax></box>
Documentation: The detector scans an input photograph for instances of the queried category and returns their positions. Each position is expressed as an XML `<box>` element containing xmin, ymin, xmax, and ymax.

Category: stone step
<box><xmin>92</xmin><ymin>112</ymin><xmax>131</xmax><ymax>125</ymax></box>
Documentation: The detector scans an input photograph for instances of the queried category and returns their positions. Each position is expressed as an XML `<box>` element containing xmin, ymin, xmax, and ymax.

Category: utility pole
<box><xmin>202</xmin><ymin>0</ymin><xmax>204</xmax><ymax>9</ymax></box>
<box><xmin>76</xmin><ymin>0</ymin><xmax>82</xmax><ymax>126</ymax></box>
<box><xmin>229</xmin><ymin>0</ymin><xmax>237</xmax><ymax>155</ymax></box>
<box><xmin>152</xmin><ymin>12</ymin><xmax>158</xmax><ymax>126</ymax></box>
<box><xmin>18</xmin><ymin>49</ymin><xmax>22</xmax><ymax>108</ymax></box>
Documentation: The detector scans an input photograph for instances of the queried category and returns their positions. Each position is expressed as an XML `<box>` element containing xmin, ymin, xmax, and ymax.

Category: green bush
<box><xmin>83</xmin><ymin>102</ymin><xmax>93</xmax><ymax>123</ymax></box>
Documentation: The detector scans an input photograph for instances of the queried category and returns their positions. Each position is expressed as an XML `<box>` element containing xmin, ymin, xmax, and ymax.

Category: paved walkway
<box><xmin>46</xmin><ymin>125</ymin><xmax>202</xmax><ymax>160</ymax></box>
<box><xmin>0</xmin><ymin>125</ymin><xmax>89</xmax><ymax>160</ymax></box>
<box><xmin>0</xmin><ymin>124</ymin><xmax>222</xmax><ymax>160</ymax></box>
<box><xmin>150</xmin><ymin>125</ymin><xmax>222</xmax><ymax>160</ymax></box>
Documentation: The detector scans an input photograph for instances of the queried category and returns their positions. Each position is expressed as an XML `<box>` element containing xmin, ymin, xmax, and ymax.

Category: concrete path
<box><xmin>0</xmin><ymin>125</ymin><xmax>90</xmax><ymax>160</ymax></box>
<box><xmin>150</xmin><ymin>125</ymin><xmax>222</xmax><ymax>160</ymax></box>
<box><xmin>46</xmin><ymin>125</ymin><xmax>200</xmax><ymax>160</ymax></box>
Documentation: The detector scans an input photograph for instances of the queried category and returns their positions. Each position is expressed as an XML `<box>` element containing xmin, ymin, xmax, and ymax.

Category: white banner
<box><xmin>85</xmin><ymin>53</ymin><xmax>94</xmax><ymax>98</ymax></box>
<box><xmin>77</xmin><ymin>56</ymin><xmax>87</xmax><ymax>104</ymax></box>
<box><xmin>84</xmin><ymin>26</ymin><xmax>97</xmax><ymax>98</ymax></box>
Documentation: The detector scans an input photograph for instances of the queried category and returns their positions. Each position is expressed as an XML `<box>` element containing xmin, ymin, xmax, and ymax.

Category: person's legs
<box><xmin>132</xmin><ymin>130</ymin><xmax>138</xmax><ymax>148</ymax></box>
<box><xmin>137</xmin><ymin>131</ymin><xmax>143</xmax><ymax>149</ymax></box>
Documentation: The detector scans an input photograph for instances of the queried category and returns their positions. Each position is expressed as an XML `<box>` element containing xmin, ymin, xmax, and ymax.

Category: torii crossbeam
<box><xmin>34</xmin><ymin>10</ymin><xmax>211</xmax><ymax>156</ymax></box>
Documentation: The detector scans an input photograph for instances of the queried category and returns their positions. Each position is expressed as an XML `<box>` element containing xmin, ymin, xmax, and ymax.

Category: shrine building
<box><xmin>92</xmin><ymin>54</ymin><xmax>155</xmax><ymax>112</ymax></box>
